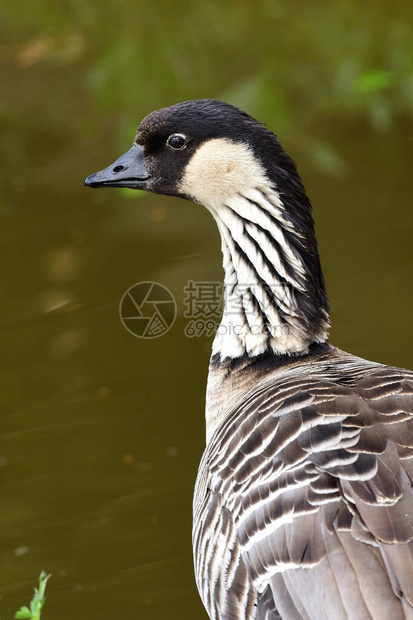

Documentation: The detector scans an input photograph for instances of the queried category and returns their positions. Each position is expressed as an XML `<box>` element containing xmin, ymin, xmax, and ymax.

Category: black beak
<box><xmin>84</xmin><ymin>145</ymin><xmax>150</xmax><ymax>190</ymax></box>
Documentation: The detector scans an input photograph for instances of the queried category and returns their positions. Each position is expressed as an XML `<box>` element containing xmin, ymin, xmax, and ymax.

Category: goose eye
<box><xmin>167</xmin><ymin>134</ymin><xmax>187</xmax><ymax>150</ymax></box>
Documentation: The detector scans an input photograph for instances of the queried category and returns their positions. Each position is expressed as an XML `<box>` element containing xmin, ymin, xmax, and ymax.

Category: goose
<box><xmin>85</xmin><ymin>99</ymin><xmax>413</xmax><ymax>620</ymax></box>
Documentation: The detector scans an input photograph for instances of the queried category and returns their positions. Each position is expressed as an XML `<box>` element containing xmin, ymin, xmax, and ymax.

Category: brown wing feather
<box><xmin>194</xmin><ymin>356</ymin><xmax>413</xmax><ymax>619</ymax></box>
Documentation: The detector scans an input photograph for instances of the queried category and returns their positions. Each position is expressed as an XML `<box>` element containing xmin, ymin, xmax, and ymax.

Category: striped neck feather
<box><xmin>179</xmin><ymin>138</ymin><xmax>330</xmax><ymax>361</ymax></box>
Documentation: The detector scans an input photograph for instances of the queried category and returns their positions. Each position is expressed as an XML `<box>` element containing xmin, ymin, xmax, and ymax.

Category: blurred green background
<box><xmin>0</xmin><ymin>1</ymin><xmax>412</xmax><ymax>618</ymax></box>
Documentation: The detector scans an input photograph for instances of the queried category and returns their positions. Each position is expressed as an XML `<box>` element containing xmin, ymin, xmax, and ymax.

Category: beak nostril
<box><xmin>113</xmin><ymin>165</ymin><xmax>125</xmax><ymax>173</ymax></box>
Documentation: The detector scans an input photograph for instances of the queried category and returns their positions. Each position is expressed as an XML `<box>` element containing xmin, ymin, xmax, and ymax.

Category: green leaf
<box><xmin>38</xmin><ymin>572</ymin><xmax>51</xmax><ymax>598</ymax></box>
<box><xmin>15</xmin><ymin>607</ymin><xmax>32</xmax><ymax>619</ymax></box>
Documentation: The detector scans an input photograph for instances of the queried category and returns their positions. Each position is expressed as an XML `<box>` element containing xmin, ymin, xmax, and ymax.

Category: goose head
<box><xmin>85</xmin><ymin>99</ymin><xmax>330</xmax><ymax>360</ymax></box>
<box><xmin>85</xmin><ymin>99</ymin><xmax>303</xmax><ymax>206</ymax></box>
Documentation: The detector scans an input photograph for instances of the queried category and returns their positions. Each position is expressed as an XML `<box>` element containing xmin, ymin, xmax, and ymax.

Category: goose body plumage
<box><xmin>85</xmin><ymin>99</ymin><xmax>413</xmax><ymax>619</ymax></box>
<box><xmin>195</xmin><ymin>347</ymin><xmax>413</xmax><ymax>619</ymax></box>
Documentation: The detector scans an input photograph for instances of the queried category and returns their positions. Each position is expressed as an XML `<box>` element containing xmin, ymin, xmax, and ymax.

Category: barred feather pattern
<box><xmin>193</xmin><ymin>347</ymin><xmax>413</xmax><ymax>619</ymax></box>
<box><xmin>185</xmin><ymin>150</ymin><xmax>331</xmax><ymax>362</ymax></box>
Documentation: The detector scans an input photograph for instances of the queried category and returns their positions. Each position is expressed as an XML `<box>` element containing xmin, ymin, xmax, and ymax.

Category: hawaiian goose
<box><xmin>85</xmin><ymin>99</ymin><xmax>413</xmax><ymax>619</ymax></box>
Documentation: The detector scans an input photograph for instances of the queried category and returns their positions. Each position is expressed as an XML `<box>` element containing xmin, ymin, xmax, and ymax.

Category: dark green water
<box><xmin>1</xmin><ymin>2</ymin><xmax>412</xmax><ymax>618</ymax></box>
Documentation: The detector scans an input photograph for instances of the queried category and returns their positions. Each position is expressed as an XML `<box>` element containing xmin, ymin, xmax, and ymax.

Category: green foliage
<box><xmin>1</xmin><ymin>0</ymin><xmax>413</xmax><ymax>176</ymax></box>
<box><xmin>14</xmin><ymin>572</ymin><xmax>50</xmax><ymax>620</ymax></box>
